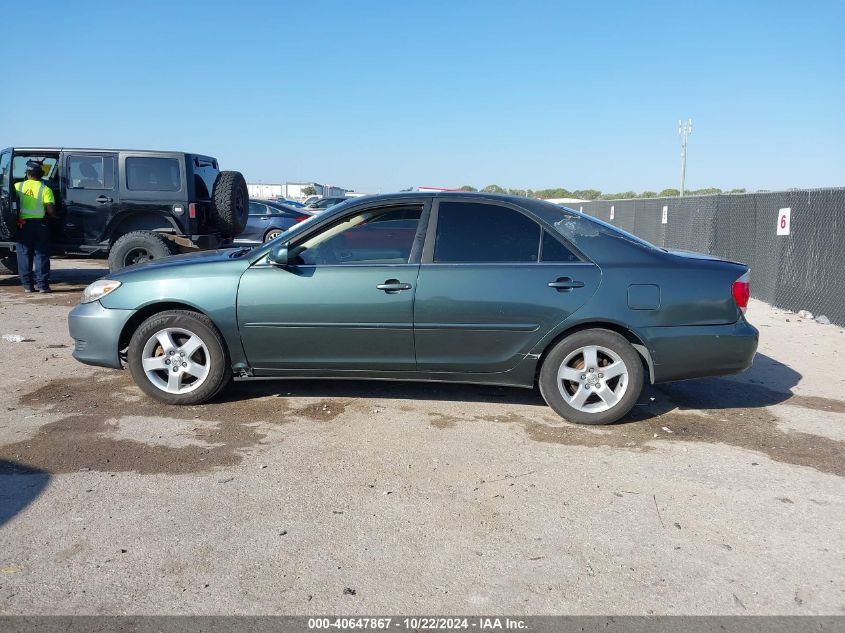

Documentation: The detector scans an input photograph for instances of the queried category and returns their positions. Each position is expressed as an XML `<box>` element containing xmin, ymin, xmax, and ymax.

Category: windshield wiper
<box><xmin>229</xmin><ymin>247</ymin><xmax>253</xmax><ymax>258</ymax></box>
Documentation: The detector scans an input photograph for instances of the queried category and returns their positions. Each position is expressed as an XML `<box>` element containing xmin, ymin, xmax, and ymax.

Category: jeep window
<box><xmin>68</xmin><ymin>155</ymin><xmax>115</xmax><ymax>190</ymax></box>
<box><xmin>126</xmin><ymin>157</ymin><xmax>181</xmax><ymax>192</ymax></box>
<box><xmin>12</xmin><ymin>156</ymin><xmax>58</xmax><ymax>180</ymax></box>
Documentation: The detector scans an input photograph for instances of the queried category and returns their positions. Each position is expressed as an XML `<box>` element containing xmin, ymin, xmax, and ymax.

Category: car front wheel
<box><xmin>127</xmin><ymin>310</ymin><xmax>232</xmax><ymax>405</ymax></box>
<box><xmin>539</xmin><ymin>328</ymin><xmax>644</xmax><ymax>425</ymax></box>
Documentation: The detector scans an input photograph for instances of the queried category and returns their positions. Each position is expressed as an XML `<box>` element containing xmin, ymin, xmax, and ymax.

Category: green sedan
<box><xmin>68</xmin><ymin>193</ymin><xmax>758</xmax><ymax>424</ymax></box>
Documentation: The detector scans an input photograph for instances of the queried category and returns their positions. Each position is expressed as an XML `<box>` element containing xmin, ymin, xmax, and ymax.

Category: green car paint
<box><xmin>70</xmin><ymin>193</ymin><xmax>758</xmax><ymax>391</ymax></box>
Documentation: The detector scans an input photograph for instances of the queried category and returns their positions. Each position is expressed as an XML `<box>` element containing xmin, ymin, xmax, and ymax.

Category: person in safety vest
<box><xmin>14</xmin><ymin>160</ymin><xmax>55</xmax><ymax>293</ymax></box>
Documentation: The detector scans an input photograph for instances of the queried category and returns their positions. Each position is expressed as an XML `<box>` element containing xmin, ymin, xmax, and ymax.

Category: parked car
<box><xmin>301</xmin><ymin>195</ymin><xmax>321</xmax><ymax>207</ymax></box>
<box><xmin>272</xmin><ymin>198</ymin><xmax>305</xmax><ymax>208</ymax></box>
<box><xmin>307</xmin><ymin>196</ymin><xmax>350</xmax><ymax>211</ymax></box>
<box><xmin>236</xmin><ymin>200</ymin><xmax>313</xmax><ymax>244</ymax></box>
<box><xmin>0</xmin><ymin>147</ymin><xmax>248</xmax><ymax>273</ymax></box>
<box><xmin>68</xmin><ymin>192</ymin><xmax>758</xmax><ymax>424</ymax></box>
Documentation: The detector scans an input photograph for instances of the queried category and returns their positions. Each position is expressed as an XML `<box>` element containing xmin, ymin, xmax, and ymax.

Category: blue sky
<box><xmin>2</xmin><ymin>0</ymin><xmax>842</xmax><ymax>193</ymax></box>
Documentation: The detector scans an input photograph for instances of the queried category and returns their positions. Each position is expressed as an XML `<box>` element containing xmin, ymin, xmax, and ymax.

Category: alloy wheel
<box><xmin>141</xmin><ymin>327</ymin><xmax>211</xmax><ymax>394</ymax></box>
<box><xmin>556</xmin><ymin>345</ymin><xmax>629</xmax><ymax>413</ymax></box>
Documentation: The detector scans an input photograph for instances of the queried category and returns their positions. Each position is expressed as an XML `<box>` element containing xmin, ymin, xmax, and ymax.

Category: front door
<box><xmin>61</xmin><ymin>152</ymin><xmax>119</xmax><ymax>246</ymax></box>
<box><xmin>237</xmin><ymin>203</ymin><xmax>427</xmax><ymax>371</ymax></box>
<box><xmin>414</xmin><ymin>199</ymin><xmax>601</xmax><ymax>373</ymax></box>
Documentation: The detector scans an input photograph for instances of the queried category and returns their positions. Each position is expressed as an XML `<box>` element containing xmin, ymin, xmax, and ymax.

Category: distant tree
<box><xmin>481</xmin><ymin>184</ymin><xmax>506</xmax><ymax>194</ymax></box>
<box><xmin>459</xmin><ymin>185</ymin><xmax>477</xmax><ymax>192</ymax></box>
<box><xmin>727</xmin><ymin>188</ymin><xmax>747</xmax><ymax>194</ymax></box>
<box><xmin>658</xmin><ymin>188</ymin><xmax>680</xmax><ymax>197</ymax></box>
<box><xmin>689</xmin><ymin>187</ymin><xmax>723</xmax><ymax>195</ymax></box>
<box><xmin>302</xmin><ymin>185</ymin><xmax>317</xmax><ymax>196</ymax></box>
<box><xmin>639</xmin><ymin>191</ymin><xmax>658</xmax><ymax>198</ymax></box>
<box><xmin>399</xmin><ymin>186</ymin><xmax>414</xmax><ymax>192</ymax></box>
<box><xmin>534</xmin><ymin>188</ymin><xmax>573</xmax><ymax>199</ymax></box>
<box><xmin>600</xmin><ymin>191</ymin><xmax>637</xmax><ymax>200</ymax></box>
<box><xmin>572</xmin><ymin>189</ymin><xmax>601</xmax><ymax>200</ymax></box>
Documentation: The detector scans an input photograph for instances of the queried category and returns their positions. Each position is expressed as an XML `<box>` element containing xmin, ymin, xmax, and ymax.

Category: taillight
<box><xmin>732</xmin><ymin>271</ymin><xmax>750</xmax><ymax>313</ymax></box>
<box><xmin>295</xmin><ymin>216</ymin><xmax>309</xmax><ymax>223</ymax></box>
<box><xmin>188</xmin><ymin>203</ymin><xmax>197</xmax><ymax>219</ymax></box>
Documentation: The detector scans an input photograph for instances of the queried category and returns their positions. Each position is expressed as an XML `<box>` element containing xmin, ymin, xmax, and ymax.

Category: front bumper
<box><xmin>643</xmin><ymin>318</ymin><xmax>759</xmax><ymax>384</ymax></box>
<box><xmin>68</xmin><ymin>301</ymin><xmax>136</xmax><ymax>369</ymax></box>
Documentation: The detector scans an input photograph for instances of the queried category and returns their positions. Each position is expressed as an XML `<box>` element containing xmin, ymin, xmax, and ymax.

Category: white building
<box><xmin>282</xmin><ymin>182</ymin><xmax>350</xmax><ymax>200</ymax></box>
<box><xmin>247</xmin><ymin>181</ymin><xmax>351</xmax><ymax>201</ymax></box>
<box><xmin>247</xmin><ymin>183</ymin><xmax>284</xmax><ymax>199</ymax></box>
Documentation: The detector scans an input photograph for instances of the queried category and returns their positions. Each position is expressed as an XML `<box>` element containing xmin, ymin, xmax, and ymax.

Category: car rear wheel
<box><xmin>127</xmin><ymin>310</ymin><xmax>232</xmax><ymax>405</ymax></box>
<box><xmin>108</xmin><ymin>231</ymin><xmax>177</xmax><ymax>272</ymax></box>
<box><xmin>539</xmin><ymin>328</ymin><xmax>644</xmax><ymax>425</ymax></box>
<box><xmin>264</xmin><ymin>228</ymin><xmax>284</xmax><ymax>242</ymax></box>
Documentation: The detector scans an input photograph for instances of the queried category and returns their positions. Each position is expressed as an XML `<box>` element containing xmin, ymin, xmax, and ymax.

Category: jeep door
<box><xmin>237</xmin><ymin>202</ymin><xmax>428</xmax><ymax>371</ymax></box>
<box><xmin>61</xmin><ymin>152</ymin><xmax>120</xmax><ymax>246</ymax></box>
<box><xmin>413</xmin><ymin>199</ymin><xmax>601</xmax><ymax>373</ymax></box>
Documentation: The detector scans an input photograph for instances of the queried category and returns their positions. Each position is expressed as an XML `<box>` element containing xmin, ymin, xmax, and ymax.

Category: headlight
<box><xmin>81</xmin><ymin>279</ymin><xmax>122</xmax><ymax>304</ymax></box>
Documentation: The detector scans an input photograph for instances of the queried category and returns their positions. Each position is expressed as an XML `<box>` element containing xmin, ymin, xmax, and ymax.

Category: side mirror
<box><xmin>268</xmin><ymin>244</ymin><xmax>289</xmax><ymax>267</ymax></box>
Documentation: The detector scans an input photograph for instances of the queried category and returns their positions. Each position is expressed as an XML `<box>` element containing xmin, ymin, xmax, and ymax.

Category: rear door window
<box><xmin>249</xmin><ymin>202</ymin><xmax>269</xmax><ymax>215</ymax></box>
<box><xmin>68</xmin><ymin>155</ymin><xmax>115</xmax><ymax>190</ymax></box>
<box><xmin>434</xmin><ymin>201</ymin><xmax>541</xmax><ymax>263</ymax></box>
<box><xmin>126</xmin><ymin>157</ymin><xmax>181</xmax><ymax>192</ymax></box>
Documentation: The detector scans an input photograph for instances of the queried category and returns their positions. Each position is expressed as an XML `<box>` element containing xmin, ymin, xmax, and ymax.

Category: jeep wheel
<box><xmin>0</xmin><ymin>255</ymin><xmax>19</xmax><ymax>275</ymax></box>
<box><xmin>108</xmin><ymin>231</ymin><xmax>177</xmax><ymax>272</ymax></box>
<box><xmin>211</xmin><ymin>171</ymin><xmax>249</xmax><ymax>236</ymax></box>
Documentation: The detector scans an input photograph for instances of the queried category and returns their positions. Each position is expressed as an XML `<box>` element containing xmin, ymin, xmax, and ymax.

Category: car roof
<box><xmin>3</xmin><ymin>147</ymin><xmax>209</xmax><ymax>158</ymax></box>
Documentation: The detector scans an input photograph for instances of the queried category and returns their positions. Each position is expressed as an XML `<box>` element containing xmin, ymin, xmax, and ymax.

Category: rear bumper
<box><xmin>643</xmin><ymin>318</ymin><xmax>759</xmax><ymax>383</ymax></box>
<box><xmin>68</xmin><ymin>301</ymin><xmax>136</xmax><ymax>369</ymax></box>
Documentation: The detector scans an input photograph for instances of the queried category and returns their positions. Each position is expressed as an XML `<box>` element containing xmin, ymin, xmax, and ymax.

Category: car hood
<box><xmin>110</xmin><ymin>248</ymin><xmax>249</xmax><ymax>280</ymax></box>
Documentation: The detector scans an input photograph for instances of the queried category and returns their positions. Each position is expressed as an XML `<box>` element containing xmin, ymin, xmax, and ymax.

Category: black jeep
<box><xmin>0</xmin><ymin>147</ymin><xmax>248</xmax><ymax>273</ymax></box>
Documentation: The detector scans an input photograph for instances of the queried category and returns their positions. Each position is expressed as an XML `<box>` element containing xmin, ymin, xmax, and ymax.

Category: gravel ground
<box><xmin>0</xmin><ymin>259</ymin><xmax>843</xmax><ymax>615</ymax></box>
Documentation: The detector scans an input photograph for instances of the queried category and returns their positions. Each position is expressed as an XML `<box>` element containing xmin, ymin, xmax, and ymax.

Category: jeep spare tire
<box><xmin>108</xmin><ymin>231</ymin><xmax>177</xmax><ymax>272</ymax></box>
<box><xmin>211</xmin><ymin>171</ymin><xmax>248</xmax><ymax>235</ymax></box>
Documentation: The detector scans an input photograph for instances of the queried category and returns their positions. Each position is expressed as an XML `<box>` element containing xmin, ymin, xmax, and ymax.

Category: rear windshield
<box><xmin>555</xmin><ymin>207</ymin><xmax>660</xmax><ymax>251</ymax></box>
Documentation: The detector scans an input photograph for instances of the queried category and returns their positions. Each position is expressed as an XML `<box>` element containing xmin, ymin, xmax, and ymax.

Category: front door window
<box><xmin>290</xmin><ymin>206</ymin><xmax>422</xmax><ymax>266</ymax></box>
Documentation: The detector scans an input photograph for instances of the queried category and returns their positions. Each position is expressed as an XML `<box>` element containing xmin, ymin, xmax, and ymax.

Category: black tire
<box><xmin>108</xmin><ymin>231</ymin><xmax>177</xmax><ymax>272</ymax></box>
<box><xmin>211</xmin><ymin>171</ymin><xmax>249</xmax><ymax>236</ymax></box>
<box><xmin>127</xmin><ymin>309</ymin><xmax>232</xmax><ymax>405</ymax></box>
<box><xmin>0</xmin><ymin>255</ymin><xmax>18</xmax><ymax>275</ymax></box>
<box><xmin>264</xmin><ymin>228</ymin><xmax>284</xmax><ymax>242</ymax></box>
<box><xmin>538</xmin><ymin>328</ymin><xmax>644</xmax><ymax>425</ymax></box>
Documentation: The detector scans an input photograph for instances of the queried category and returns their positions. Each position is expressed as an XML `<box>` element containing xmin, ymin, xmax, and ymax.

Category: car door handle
<box><xmin>376</xmin><ymin>279</ymin><xmax>412</xmax><ymax>294</ymax></box>
<box><xmin>96</xmin><ymin>195</ymin><xmax>113</xmax><ymax>204</ymax></box>
<box><xmin>548</xmin><ymin>277</ymin><xmax>585</xmax><ymax>292</ymax></box>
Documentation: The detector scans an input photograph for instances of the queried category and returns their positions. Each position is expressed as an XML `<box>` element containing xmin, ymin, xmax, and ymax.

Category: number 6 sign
<box><xmin>776</xmin><ymin>208</ymin><xmax>791</xmax><ymax>236</ymax></box>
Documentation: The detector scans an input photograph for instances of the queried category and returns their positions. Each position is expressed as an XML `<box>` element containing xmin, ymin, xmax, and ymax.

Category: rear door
<box><xmin>62</xmin><ymin>152</ymin><xmax>119</xmax><ymax>245</ymax></box>
<box><xmin>414</xmin><ymin>199</ymin><xmax>601</xmax><ymax>373</ymax></box>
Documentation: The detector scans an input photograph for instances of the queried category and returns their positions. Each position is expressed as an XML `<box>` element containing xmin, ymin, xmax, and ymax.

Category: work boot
<box><xmin>37</xmin><ymin>286</ymin><xmax>52</xmax><ymax>294</ymax></box>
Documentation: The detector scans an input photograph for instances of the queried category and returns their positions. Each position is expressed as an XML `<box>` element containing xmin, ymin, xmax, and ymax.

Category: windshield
<box><xmin>555</xmin><ymin>206</ymin><xmax>660</xmax><ymax>251</ymax></box>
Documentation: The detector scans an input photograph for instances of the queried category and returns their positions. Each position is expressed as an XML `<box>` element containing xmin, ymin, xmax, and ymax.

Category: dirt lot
<box><xmin>0</xmin><ymin>260</ymin><xmax>843</xmax><ymax>615</ymax></box>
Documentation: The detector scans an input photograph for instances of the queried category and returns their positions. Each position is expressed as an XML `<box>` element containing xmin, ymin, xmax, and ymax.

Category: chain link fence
<box><xmin>573</xmin><ymin>188</ymin><xmax>845</xmax><ymax>326</ymax></box>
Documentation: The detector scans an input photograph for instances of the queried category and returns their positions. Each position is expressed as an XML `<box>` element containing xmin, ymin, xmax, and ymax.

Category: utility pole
<box><xmin>678</xmin><ymin>118</ymin><xmax>693</xmax><ymax>196</ymax></box>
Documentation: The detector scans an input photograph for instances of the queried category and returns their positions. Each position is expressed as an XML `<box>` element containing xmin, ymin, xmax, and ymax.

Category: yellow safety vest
<box><xmin>15</xmin><ymin>180</ymin><xmax>54</xmax><ymax>219</ymax></box>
